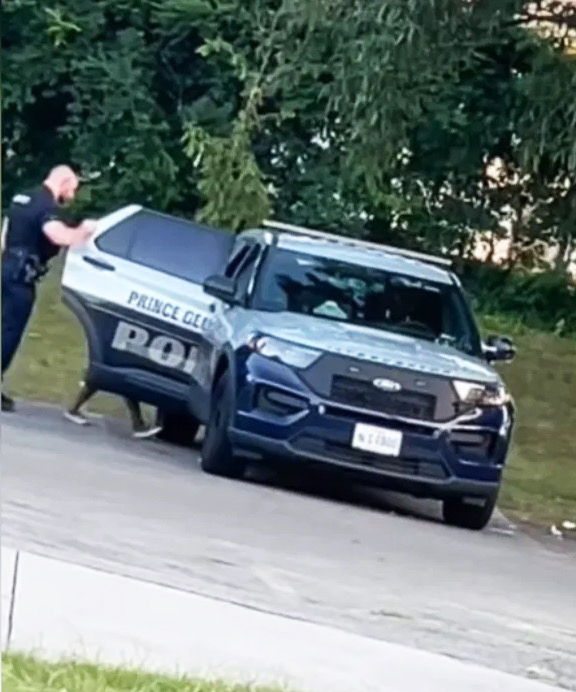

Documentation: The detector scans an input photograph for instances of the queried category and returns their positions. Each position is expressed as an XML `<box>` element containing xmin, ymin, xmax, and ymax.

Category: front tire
<box><xmin>156</xmin><ymin>412</ymin><xmax>200</xmax><ymax>447</ymax></box>
<box><xmin>200</xmin><ymin>371</ymin><xmax>246</xmax><ymax>479</ymax></box>
<box><xmin>442</xmin><ymin>494</ymin><xmax>498</xmax><ymax>531</ymax></box>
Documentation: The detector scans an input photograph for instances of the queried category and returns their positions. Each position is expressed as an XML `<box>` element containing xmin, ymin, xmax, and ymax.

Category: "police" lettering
<box><xmin>111</xmin><ymin>321</ymin><xmax>198</xmax><ymax>374</ymax></box>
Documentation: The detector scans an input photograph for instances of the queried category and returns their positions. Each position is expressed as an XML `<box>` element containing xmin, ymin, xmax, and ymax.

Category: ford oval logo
<box><xmin>372</xmin><ymin>377</ymin><xmax>402</xmax><ymax>392</ymax></box>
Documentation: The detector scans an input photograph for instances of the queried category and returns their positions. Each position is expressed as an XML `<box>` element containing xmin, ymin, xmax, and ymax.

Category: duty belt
<box><xmin>3</xmin><ymin>247</ymin><xmax>48</xmax><ymax>285</ymax></box>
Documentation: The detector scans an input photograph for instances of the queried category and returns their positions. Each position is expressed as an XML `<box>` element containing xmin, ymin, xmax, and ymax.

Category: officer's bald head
<box><xmin>44</xmin><ymin>165</ymin><xmax>80</xmax><ymax>203</ymax></box>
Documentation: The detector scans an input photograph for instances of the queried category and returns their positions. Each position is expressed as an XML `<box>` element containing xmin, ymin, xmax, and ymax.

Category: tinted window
<box><xmin>252</xmin><ymin>248</ymin><xmax>482</xmax><ymax>356</ymax></box>
<box><xmin>97</xmin><ymin>210</ymin><xmax>234</xmax><ymax>283</ymax></box>
<box><xmin>95</xmin><ymin>217</ymin><xmax>135</xmax><ymax>257</ymax></box>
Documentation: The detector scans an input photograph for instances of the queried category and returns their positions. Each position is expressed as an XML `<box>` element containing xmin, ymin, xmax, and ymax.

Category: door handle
<box><xmin>82</xmin><ymin>256</ymin><xmax>116</xmax><ymax>271</ymax></box>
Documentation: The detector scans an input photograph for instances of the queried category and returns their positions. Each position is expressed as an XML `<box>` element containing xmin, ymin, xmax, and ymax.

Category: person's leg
<box><xmin>123</xmin><ymin>398</ymin><xmax>145</xmax><ymax>430</ymax></box>
<box><xmin>64</xmin><ymin>378</ymin><xmax>97</xmax><ymax>425</ymax></box>
<box><xmin>2</xmin><ymin>285</ymin><xmax>34</xmax><ymax>374</ymax></box>
<box><xmin>124</xmin><ymin>398</ymin><xmax>163</xmax><ymax>439</ymax></box>
<box><xmin>1</xmin><ymin>277</ymin><xmax>35</xmax><ymax>412</ymax></box>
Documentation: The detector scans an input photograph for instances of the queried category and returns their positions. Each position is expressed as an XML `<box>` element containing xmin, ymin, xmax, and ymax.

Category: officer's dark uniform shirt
<box><xmin>5</xmin><ymin>185</ymin><xmax>62</xmax><ymax>264</ymax></box>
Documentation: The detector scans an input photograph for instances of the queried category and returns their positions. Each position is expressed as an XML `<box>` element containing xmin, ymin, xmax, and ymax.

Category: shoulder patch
<box><xmin>12</xmin><ymin>194</ymin><xmax>31</xmax><ymax>205</ymax></box>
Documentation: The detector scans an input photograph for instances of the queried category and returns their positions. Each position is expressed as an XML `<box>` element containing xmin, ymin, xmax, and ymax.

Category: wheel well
<box><xmin>212</xmin><ymin>355</ymin><xmax>229</xmax><ymax>390</ymax></box>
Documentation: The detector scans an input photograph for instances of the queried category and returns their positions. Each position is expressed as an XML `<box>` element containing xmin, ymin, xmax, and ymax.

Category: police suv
<box><xmin>62</xmin><ymin>206</ymin><xmax>516</xmax><ymax>530</ymax></box>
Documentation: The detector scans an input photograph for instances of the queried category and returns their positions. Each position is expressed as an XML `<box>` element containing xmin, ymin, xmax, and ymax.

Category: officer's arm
<box><xmin>42</xmin><ymin>220</ymin><xmax>92</xmax><ymax>247</ymax></box>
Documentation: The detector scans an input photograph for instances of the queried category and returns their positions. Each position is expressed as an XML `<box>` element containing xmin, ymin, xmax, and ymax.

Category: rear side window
<box><xmin>95</xmin><ymin>217</ymin><xmax>134</xmax><ymax>257</ymax></box>
<box><xmin>95</xmin><ymin>209</ymin><xmax>233</xmax><ymax>283</ymax></box>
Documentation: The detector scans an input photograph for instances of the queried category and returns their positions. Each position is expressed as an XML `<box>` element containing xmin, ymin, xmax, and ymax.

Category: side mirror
<box><xmin>482</xmin><ymin>335</ymin><xmax>516</xmax><ymax>364</ymax></box>
<box><xmin>202</xmin><ymin>275</ymin><xmax>238</xmax><ymax>304</ymax></box>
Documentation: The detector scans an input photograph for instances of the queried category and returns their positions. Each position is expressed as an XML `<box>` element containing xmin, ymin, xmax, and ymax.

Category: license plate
<box><xmin>351</xmin><ymin>423</ymin><xmax>403</xmax><ymax>457</ymax></box>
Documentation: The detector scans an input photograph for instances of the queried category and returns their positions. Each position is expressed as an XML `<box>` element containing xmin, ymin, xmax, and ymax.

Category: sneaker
<box><xmin>1</xmin><ymin>394</ymin><xmax>15</xmax><ymax>413</ymax></box>
<box><xmin>64</xmin><ymin>410</ymin><xmax>91</xmax><ymax>426</ymax></box>
<box><xmin>132</xmin><ymin>424</ymin><xmax>163</xmax><ymax>439</ymax></box>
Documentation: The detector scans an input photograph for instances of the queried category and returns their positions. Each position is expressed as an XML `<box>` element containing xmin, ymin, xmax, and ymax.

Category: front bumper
<box><xmin>230</xmin><ymin>353</ymin><xmax>512</xmax><ymax>501</ymax></box>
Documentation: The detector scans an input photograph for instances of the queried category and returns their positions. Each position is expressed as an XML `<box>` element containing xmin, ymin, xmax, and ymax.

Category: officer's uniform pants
<box><xmin>1</xmin><ymin>255</ymin><xmax>36</xmax><ymax>375</ymax></box>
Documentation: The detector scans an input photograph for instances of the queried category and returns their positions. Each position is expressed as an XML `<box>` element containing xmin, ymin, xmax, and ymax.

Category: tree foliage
<box><xmin>2</xmin><ymin>0</ymin><xmax>576</xmax><ymax>328</ymax></box>
<box><xmin>273</xmin><ymin>0</ymin><xmax>576</xmax><ymax>255</ymax></box>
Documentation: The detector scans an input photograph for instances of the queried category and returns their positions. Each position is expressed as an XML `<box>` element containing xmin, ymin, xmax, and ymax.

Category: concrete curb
<box><xmin>1</xmin><ymin>546</ymin><xmax>559</xmax><ymax>692</ymax></box>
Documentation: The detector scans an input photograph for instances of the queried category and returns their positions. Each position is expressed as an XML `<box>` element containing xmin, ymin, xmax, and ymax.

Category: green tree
<box><xmin>270</xmin><ymin>0</ymin><xmax>576</xmax><ymax>257</ymax></box>
<box><xmin>3</xmin><ymin>0</ymin><xmax>576</xmax><ymax>259</ymax></box>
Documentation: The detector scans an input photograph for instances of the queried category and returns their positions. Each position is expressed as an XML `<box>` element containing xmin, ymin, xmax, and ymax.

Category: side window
<box><xmin>129</xmin><ymin>215</ymin><xmax>200</xmax><ymax>281</ymax></box>
<box><xmin>126</xmin><ymin>212</ymin><xmax>232</xmax><ymax>283</ymax></box>
<box><xmin>95</xmin><ymin>218</ymin><xmax>136</xmax><ymax>257</ymax></box>
<box><xmin>225</xmin><ymin>244</ymin><xmax>250</xmax><ymax>278</ymax></box>
<box><xmin>95</xmin><ymin>209</ymin><xmax>234</xmax><ymax>282</ymax></box>
<box><xmin>235</xmin><ymin>246</ymin><xmax>261</xmax><ymax>295</ymax></box>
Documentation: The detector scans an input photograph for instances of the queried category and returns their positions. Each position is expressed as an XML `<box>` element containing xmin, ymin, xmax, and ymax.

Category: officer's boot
<box><xmin>1</xmin><ymin>393</ymin><xmax>16</xmax><ymax>412</ymax></box>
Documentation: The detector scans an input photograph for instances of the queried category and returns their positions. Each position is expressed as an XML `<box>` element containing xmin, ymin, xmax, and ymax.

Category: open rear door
<box><xmin>61</xmin><ymin>205</ymin><xmax>234</xmax><ymax>410</ymax></box>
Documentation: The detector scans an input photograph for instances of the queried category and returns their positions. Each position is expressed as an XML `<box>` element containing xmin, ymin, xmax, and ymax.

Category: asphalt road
<box><xmin>2</xmin><ymin>402</ymin><xmax>575</xmax><ymax>690</ymax></box>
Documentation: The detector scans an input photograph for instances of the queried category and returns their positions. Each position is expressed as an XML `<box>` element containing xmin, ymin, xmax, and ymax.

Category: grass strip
<box><xmin>2</xmin><ymin>653</ymin><xmax>286</xmax><ymax>692</ymax></box>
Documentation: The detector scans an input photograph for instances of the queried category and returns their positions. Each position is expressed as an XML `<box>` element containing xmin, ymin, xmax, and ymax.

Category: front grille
<box><xmin>330</xmin><ymin>375</ymin><xmax>436</xmax><ymax>420</ymax></box>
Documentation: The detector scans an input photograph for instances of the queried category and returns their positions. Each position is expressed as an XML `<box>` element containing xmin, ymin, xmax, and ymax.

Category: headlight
<box><xmin>248</xmin><ymin>334</ymin><xmax>321</xmax><ymax>369</ymax></box>
<box><xmin>453</xmin><ymin>380</ymin><xmax>511</xmax><ymax>407</ymax></box>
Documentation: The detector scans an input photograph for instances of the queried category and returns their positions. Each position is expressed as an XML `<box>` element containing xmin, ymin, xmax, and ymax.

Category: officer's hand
<box><xmin>72</xmin><ymin>219</ymin><xmax>97</xmax><ymax>245</ymax></box>
<box><xmin>80</xmin><ymin>219</ymin><xmax>98</xmax><ymax>234</ymax></box>
<box><xmin>70</xmin><ymin>223</ymin><xmax>94</xmax><ymax>246</ymax></box>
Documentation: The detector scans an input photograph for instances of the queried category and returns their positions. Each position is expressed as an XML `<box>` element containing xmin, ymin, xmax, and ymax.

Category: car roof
<box><xmin>242</xmin><ymin>229</ymin><xmax>454</xmax><ymax>285</ymax></box>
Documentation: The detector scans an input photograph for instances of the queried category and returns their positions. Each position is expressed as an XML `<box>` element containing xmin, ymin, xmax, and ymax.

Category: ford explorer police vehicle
<box><xmin>62</xmin><ymin>206</ymin><xmax>516</xmax><ymax>530</ymax></box>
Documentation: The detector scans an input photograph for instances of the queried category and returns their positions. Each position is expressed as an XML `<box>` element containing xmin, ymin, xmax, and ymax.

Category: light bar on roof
<box><xmin>263</xmin><ymin>219</ymin><xmax>453</xmax><ymax>268</ymax></box>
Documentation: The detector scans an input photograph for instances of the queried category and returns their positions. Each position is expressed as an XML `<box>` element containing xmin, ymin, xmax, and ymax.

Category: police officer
<box><xmin>1</xmin><ymin>165</ymin><xmax>96</xmax><ymax>412</ymax></box>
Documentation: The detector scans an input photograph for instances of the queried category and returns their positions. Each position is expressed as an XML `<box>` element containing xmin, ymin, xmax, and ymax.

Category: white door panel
<box><xmin>62</xmin><ymin>205</ymin><xmax>223</xmax><ymax>337</ymax></box>
<box><xmin>60</xmin><ymin>205</ymin><xmax>234</xmax><ymax>406</ymax></box>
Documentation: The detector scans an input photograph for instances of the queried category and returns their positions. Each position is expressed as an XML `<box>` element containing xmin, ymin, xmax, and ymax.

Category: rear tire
<box><xmin>442</xmin><ymin>494</ymin><xmax>497</xmax><ymax>531</ymax></box>
<box><xmin>156</xmin><ymin>412</ymin><xmax>200</xmax><ymax>447</ymax></box>
<box><xmin>200</xmin><ymin>371</ymin><xmax>246</xmax><ymax>479</ymax></box>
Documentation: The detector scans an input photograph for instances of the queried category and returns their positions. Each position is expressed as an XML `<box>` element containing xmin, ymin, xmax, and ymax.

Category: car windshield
<box><xmin>252</xmin><ymin>248</ymin><xmax>482</xmax><ymax>356</ymax></box>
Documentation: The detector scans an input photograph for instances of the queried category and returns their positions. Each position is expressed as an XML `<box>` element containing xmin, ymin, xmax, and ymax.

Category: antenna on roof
<box><xmin>262</xmin><ymin>220</ymin><xmax>453</xmax><ymax>268</ymax></box>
